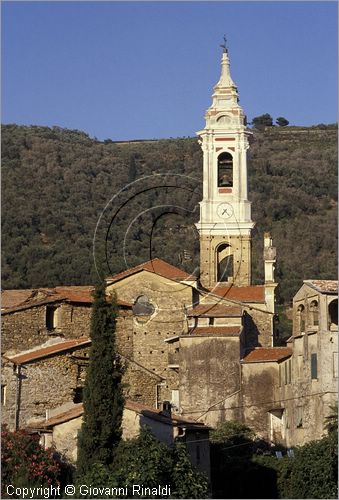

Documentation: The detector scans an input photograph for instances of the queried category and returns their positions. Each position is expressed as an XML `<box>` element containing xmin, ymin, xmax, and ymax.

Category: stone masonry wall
<box><xmin>2</xmin><ymin>348</ymin><xmax>89</xmax><ymax>430</ymax></box>
<box><xmin>108</xmin><ymin>272</ymin><xmax>193</xmax><ymax>406</ymax></box>
<box><xmin>2</xmin><ymin>303</ymin><xmax>92</xmax><ymax>354</ymax></box>
<box><xmin>179</xmin><ymin>336</ymin><xmax>242</xmax><ymax>427</ymax></box>
<box><xmin>200</xmin><ymin>234</ymin><xmax>252</xmax><ymax>288</ymax></box>
<box><xmin>241</xmin><ymin>361</ymin><xmax>279</xmax><ymax>441</ymax></box>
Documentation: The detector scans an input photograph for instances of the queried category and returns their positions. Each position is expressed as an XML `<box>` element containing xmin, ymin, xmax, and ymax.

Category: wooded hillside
<box><xmin>2</xmin><ymin>123</ymin><xmax>337</xmax><ymax>303</ymax></box>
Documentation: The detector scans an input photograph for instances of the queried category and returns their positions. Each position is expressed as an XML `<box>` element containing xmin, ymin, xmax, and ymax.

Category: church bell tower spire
<box><xmin>196</xmin><ymin>42</ymin><xmax>255</xmax><ymax>288</ymax></box>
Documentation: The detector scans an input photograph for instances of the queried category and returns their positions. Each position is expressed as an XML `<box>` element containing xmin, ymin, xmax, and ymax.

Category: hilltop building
<box><xmin>1</xmin><ymin>47</ymin><xmax>337</xmax><ymax>461</ymax></box>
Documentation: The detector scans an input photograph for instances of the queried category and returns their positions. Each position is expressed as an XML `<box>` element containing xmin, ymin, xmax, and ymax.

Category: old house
<box><xmin>1</xmin><ymin>287</ymin><xmax>133</xmax><ymax>429</ymax></box>
<box><xmin>29</xmin><ymin>400</ymin><xmax>210</xmax><ymax>478</ymax></box>
<box><xmin>276</xmin><ymin>280</ymin><xmax>338</xmax><ymax>447</ymax></box>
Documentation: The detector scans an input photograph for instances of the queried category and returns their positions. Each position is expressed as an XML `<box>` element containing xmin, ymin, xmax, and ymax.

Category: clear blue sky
<box><xmin>2</xmin><ymin>1</ymin><xmax>338</xmax><ymax>141</ymax></box>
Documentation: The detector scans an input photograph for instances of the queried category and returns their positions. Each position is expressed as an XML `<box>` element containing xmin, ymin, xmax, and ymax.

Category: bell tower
<box><xmin>196</xmin><ymin>44</ymin><xmax>254</xmax><ymax>288</ymax></box>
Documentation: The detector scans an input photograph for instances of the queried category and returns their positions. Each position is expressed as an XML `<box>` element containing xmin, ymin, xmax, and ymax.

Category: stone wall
<box><xmin>107</xmin><ymin>271</ymin><xmax>193</xmax><ymax>406</ymax></box>
<box><xmin>2</xmin><ymin>303</ymin><xmax>92</xmax><ymax>354</ymax></box>
<box><xmin>243</xmin><ymin>306</ymin><xmax>273</xmax><ymax>349</ymax></box>
<box><xmin>279</xmin><ymin>330</ymin><xmax>338</xmax><ymax>447</ymax></box>
<box><xmin>199</xmin><ymin>234</ymin><xmax>252</xmax><ymax>288</ymax></box>
<box><xmin>241</xmin><ymin>361</ymin><xmax>279</xmax><ymax>441</ymax></box>
<box><xmin>179</xmin><ymin>335</ymin><xmax>242</xmax><ymax>427</ymax></box>
<box><xmin>2</xmin><ymin>347</ymin><xmax>89</xmax><ymax>430</ymax></box>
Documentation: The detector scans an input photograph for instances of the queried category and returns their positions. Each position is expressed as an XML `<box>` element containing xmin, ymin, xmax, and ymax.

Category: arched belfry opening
<box><xmin>217</xmin><ymin>243</ymin><xmax>233</xmax><ymax>282</ymax></box>
<box><xmin>297</xmin><ymin>304</ymin><xmax>305</xmax><ymax>333</ymax></box>
<box><xmin>217</xmin><ymin>152</ymin><xmax>233</xmax><ymax>187</ymax></box>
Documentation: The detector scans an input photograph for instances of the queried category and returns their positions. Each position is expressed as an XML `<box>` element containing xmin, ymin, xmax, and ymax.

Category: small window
<box><xmin>297</xmin><ymin>304</ymin><xmax>305</xmax><ymax>333</ymax></box>
<box><xmin>288</xmin><ymin>359</ymin><xmax>292</xmax><ymax>384</ymax></box>
<box><xmin>171</xmin><ymin>390</ymin><xmax>180</xmax><ymax>410</ymax></box>
<box><xmin>1</xmin><ymin>385</ymin><xmax>6</xmax><ymax>406</ymax></box>
<box><xmin>311</xmin><ymin>353</ymin><xmax>318</xmax><ymax>380</ymax></box>
<box><xmin>278</xmin><ymin>364</ymin><xmax>282</xmax><ymax>387</ymax></box>
<box><xmin>284</xmin><ymin>362</ymin><xmax>288</xmax><ymax>385</ymax></box>
<box><xmin>309</xmin><ymin>300</ymin><xmax>319</xmax><ymax>327</ymax></box>
<box><xmin>296</xmin><ymin>406</ymin><xmax>303</xmax><ymax>428</ymax></box>
<box><xmin>46</xmin><ymin>305</ymin><xmax>60</xmax><ymax>331</ymax></box>
<box><xmin>196</xmin><ymin>444</ymin><xmax>201</xmax><ymax>465</ymax></box>
<box><xmin>329</xmin><ymin>300</ymin><xmax>338</xmax><ymax>327</ymax></box>
<box><xmin>73</xmin><ymin>387</ymin><xmax>83</xmax><ymax>404</ymax></box>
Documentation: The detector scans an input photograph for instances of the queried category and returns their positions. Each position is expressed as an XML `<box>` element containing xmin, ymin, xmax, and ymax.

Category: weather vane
<box><xmin>220</xmin><ymin>35</ymin><xmax>228</xmax><ymax>53</ymax></box>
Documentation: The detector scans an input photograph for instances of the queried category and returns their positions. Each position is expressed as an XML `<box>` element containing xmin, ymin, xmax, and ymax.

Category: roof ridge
<box><xmin>106</xmin><ymin>257</ymin><xmax>191</xmax><ymax>283</ymax></box>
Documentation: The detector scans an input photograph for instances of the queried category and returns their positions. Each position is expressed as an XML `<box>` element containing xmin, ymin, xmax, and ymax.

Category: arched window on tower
<box><xmin>309</xmin><ymin>300</ymin><xmax>319</xmax><ymax>328</ymax></box>
<box><xmin>328</xmin><ymin>299</ymin><xmax>338</xmax><ymax>329</ymax></box>
<box><xmin>217</xmin><ymin>244</ymin><xmax>233</xmax><ymax>282</ymax></box>
<box><xmin>296</xmin><ymin>304</ymin><xmax>305</xmax><ymax>334</ymax></box>
<box><xmin>217</xmin><ymin>152</ymin><xmax>233</xmax><ymax>188</ymax></box>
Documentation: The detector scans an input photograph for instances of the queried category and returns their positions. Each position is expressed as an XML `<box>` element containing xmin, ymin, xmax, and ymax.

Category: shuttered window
<box><xmin>311</xmin><ymin>353</ymin><xmax>318</xmax><ymax>380</ymax></box>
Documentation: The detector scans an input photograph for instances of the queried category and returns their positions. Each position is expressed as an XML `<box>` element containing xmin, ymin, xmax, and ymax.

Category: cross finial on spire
<box><xmin>220</xmin><ymin>35</ymin><xmax>228</xmax><ymax>53</ymax></box>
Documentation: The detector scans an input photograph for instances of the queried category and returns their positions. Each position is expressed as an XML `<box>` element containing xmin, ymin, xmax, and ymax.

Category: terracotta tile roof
<box><xmin>187</xmin><ymin>326</ymin><xmax>242</xmax><ymax>336</ymax></box>
<box><xmin>1</xmin><ymin>286</ymin><xmax>132</xmax><ymax>314</ymax></box>
<box><xmin>53</xmin><ymin>286</ymin><xmax>95</xmax><ymax>304</ymax></box>
<box><xmin>187</xmin><ymin>304</ymin><xmax>242</xmax><ymax>317</ymax></box>
<box><xmin>4</xmin><ymin>338</ymin><xmax>91</xmax><ymax>365</ymax></box>
<box><xmin>32</xmin><ymin>404</ymin><xmax>84</xmax><ymax>428</ymax></box>
<box><xmin>106</xmin><ymin>258</ymin><xmax>191</xmax><ymax>284</ymax></box>
<box><xmin>304</xmin><ymin>280</ymin><xmax>338</xmax><ymax>294</ymax></box>
<box><xmin>207</xmin><ymin>285</ymin><xmax>266</xmax><ymax>303</ymax></box>
<box><xmin>124</xmin><ymin>400</ymin><xmax>208</xmax><ymax>428</ymax></box>
<box><xmin>1</xmin><ymin>289</ymin><xmax>35</xmax><ymax>309</ymax></box>
<box><xmin>242</xmin><ymin>347</ymin><xmax>292</xmax><ymax>364</ymax></box>
<box><xmin>32</xmin><ymin>400</ymin><xmax>207</xmax><ymax>430</ymax></box>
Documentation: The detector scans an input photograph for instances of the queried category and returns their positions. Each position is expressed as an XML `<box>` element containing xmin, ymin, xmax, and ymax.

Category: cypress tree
<box><xmin>77</xmin><ymin>281</ymin><xmax>124</xmax><ymax>476</ymax></box>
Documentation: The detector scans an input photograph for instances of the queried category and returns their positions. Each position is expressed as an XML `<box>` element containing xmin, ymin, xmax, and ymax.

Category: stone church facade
<box><xmin>1</xmin><ymin>48</ymin><xmax>337</xmax><ymax>452</ymax></box>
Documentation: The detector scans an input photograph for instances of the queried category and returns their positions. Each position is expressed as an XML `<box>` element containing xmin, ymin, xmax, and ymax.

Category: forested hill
<box><xmin>2</xmin><ymin>123</ymin><xmax>337</xmax><ymax>303</ymax></box>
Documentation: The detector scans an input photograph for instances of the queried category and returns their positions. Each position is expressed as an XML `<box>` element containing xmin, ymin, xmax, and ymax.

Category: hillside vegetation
<box><xmin>2</xmin><ymin>123</ymin><xmax>337</xmax><ymax>303</ymax></box>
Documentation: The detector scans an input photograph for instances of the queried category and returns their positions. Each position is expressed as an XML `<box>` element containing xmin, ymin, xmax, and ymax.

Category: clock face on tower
<box><xmin>217</xmin><ymin>202</ymin><xmax>234</xmax><ymax>219</ymax></box>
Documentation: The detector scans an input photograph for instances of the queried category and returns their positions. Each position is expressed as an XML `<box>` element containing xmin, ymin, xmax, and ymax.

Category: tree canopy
<box><xmin>2</xmin><ymin>123</ymin><xmax>337</xmax><ymax>304</ymax></box>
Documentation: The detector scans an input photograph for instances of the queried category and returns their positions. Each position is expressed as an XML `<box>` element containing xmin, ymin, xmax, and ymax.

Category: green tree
<box><xmin>276</xmin><ymin>116</ymin><xmax>289</xmax><ymax>127</ymax></box>
<box><xmin>76</xmin><ymin>283</ymin><xmax>124</xmax><ymax>476</ymax></box>
<box><xmin>112</xmin><ymin>428</ymin><xmax>173</xmax><ymax>491</ymax></box>
<box><xmin>252</xmin><ymin>113</ymin><xmax>273</xmax><ymax>129</ymax></box>
<box><xmin>75</xmin><ymin>429</ymin><xmax>208</xmax><ymax>499</ymax></box>
<box><xmin>277</xmin><ymin>435</ymin><xmax>338</xmax><ymax>499</ymax></box>
<box><xmin>112</xmin><ymin>428</ymin><xmax>208</xmax><ymax>499</ymax></box>
<box><xmin>210</xmin><ymin>420</ymin><xmax>254</xmax><ymax>455</ymax></box>
<box><xmin>171</xmin><ymin>442</ymin><xmax>209</xmax><ymax>499</ymax></box>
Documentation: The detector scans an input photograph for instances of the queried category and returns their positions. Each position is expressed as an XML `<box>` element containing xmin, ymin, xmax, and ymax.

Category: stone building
<box><xmin>276</xmin><ymin>280</ymin><xmax>338</xmax><ymax>447</ymax></box>
<box><xmin>29</xmin><ymin>400</ymin><xmax>210</xmax><ymax>478</ymax></box>
<box><xmin>1</xmin><ymin>287</ymin><xmax>133</xmax><ymax>430</ymax></box>
<box><xmin>2</xmin><ymin>46</ymin><xmax>336</xmax><ymax>457</ymax></box>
